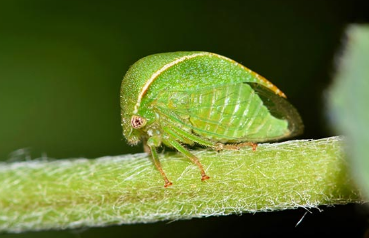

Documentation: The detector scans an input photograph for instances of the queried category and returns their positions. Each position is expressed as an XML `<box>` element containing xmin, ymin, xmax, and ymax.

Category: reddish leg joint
<box><xmin>164</xmin><ymin>180</ymin><xmax>173</xmax><ymax>187</ymax></box>
<box><xmin>201</xmin><ymin>174</ymin><xmax>210</xmax><ymax>181</ymax></box>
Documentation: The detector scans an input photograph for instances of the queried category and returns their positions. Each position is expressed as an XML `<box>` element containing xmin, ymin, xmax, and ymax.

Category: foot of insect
<box><xmin>215</xmin><ymin>142</ymin><xmax>258</xmax><ymax>152</ymax></box>
<box><xmin>164</xmin><ymin>180</ymin><xmax>173</xmax><ymax>187</ymax></box>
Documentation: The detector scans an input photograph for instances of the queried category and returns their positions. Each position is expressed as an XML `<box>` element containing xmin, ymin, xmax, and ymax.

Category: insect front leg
<box><xmin>147</xmin><ymin>136</ymin><xmax>173</xmax><ymax>187</ymax></box>
<box><xmin>143</xmin><ymin>140</ymin><xmax>151</xmax><ymax>154</ymax></box>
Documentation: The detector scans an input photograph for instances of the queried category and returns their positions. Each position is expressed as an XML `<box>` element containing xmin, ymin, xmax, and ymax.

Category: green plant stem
<box><xmin>0</xmin><ymin>137</ymin><xmax>363</xmax><ymax>232</ymax></box>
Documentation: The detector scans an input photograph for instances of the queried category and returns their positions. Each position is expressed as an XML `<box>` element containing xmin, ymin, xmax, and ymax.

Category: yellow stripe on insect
<box><xmin>134</xmin><ymin>52</ymin><xmax>286</xmax><ymax>114</ymax></box>
<box><xmin>133</xmin><ymin>52</ymin><xmax>210</xmax><ymax>114</ymax></box>
<box><xmin>210</xmin><ymin>53</ymin><xmax>287</xmax><ymax>98</ymax></box>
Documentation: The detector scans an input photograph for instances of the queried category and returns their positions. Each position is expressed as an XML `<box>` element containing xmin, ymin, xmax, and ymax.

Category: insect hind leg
<box><xmin>215</xmin><ymin>142</ymin><xmax>258</xmax><ymax>152</ymax></box>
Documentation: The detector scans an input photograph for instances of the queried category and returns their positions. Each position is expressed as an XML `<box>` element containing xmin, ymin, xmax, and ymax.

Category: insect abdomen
<box><xmin>186</xmin><ymin>84</ymin><xmax>290</xmax><ymax>142</ymax></box>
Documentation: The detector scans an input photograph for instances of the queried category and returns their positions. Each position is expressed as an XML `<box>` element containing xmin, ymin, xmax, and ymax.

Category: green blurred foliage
<box><xmin>329</xmin><ymin>25</ymin><xmax>369</xmax><ymax>198</ymax></box>
<box><xmin>0</xmin><ymin>0</ymin><xmax>368</xmax><ymax>237</ymax></box>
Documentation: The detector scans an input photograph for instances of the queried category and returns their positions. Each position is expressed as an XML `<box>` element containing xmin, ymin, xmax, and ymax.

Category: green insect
<box><xmin>120</xmin><ymin>52</ymin><xmax>303</xmax><ymax>187</ymax></box>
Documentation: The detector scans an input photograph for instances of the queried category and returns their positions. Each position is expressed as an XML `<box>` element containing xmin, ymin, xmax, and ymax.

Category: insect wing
<box><xmin>247</xmin><ymin>82</ymin><xmax>303</xmax><ymax>138</ymax></box>
<box><xmin>155</xmin><ymin>82</ymin><xmax>302</xmax><ymax>143</ymax></box>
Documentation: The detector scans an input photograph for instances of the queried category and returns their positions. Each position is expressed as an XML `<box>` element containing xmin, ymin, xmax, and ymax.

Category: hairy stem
<box><xmin>0</xmin><ymin>137</ymin><xmax>363</xmax><ymax>233</ymax></box>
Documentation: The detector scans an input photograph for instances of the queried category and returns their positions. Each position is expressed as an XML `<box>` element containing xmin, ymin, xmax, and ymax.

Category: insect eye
<box><xmin>131</xmin><ymin>115</ymin><xmax>147</xmax><ymax>129</ymax></box>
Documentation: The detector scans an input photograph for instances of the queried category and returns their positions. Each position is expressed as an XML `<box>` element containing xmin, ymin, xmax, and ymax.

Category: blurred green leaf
<box><xmin>328</xmin><ymin>24</ymin><xmax>369</xmax><ymax>198</ymax></box>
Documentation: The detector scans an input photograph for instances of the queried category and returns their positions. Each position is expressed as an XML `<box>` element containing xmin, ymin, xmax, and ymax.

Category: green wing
<box><xmin>155</xmin><ymin>82</ymin><xmax>303</xmax><ymax>143</ymax></box>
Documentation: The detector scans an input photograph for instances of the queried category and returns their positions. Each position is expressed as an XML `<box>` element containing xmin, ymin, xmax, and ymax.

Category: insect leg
<box><xmin>237</xmin><ymin>142</ymin><xmax>258</xmax><ymax>151</ymax></box>
<box><xmin>162</xmin><ymin>127</ymin><xmax>210</xmax><ymax>181</ymax></box>
<box><xmin>215</xmin><ymin>142</ymin><xmax>258</xmax><ymax>152</ymax></box>
<box><xmin>167</xmin><ymin>122</ymin><xmax>256</xmax><ymax>151</ymax></box>
<box><xmin>155</xmin><ymin>107</ymin><xmax>215</xmax><ymax>147</ymax></box>
<box><xmin>169</xmin><ymin>125</ymin><xmax>215</xmax><ymax>147</ymax></box>
<box><xmin>147</xmin><ymin>136</ymin><xmax>173</xmax><ymax>187</ymax></box>
<box><xmin>143</xmin><ymin>140</ymin><xmax>151</xmax><ymax>154</ymax></box>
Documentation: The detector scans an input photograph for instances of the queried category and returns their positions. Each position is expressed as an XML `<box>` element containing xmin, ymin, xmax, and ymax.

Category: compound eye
<box><xmin>131</xmin><ymin>115</ymin><xmax>147</xmax><ymax>129</ymax></box>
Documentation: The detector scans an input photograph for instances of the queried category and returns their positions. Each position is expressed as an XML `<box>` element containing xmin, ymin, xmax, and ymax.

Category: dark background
<box><xmin>0</xmin><ymin>0</ymin><xmax>368</xmax><ymax>237</ymax></box>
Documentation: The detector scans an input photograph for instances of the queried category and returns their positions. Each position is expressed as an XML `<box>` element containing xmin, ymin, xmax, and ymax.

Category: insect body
<box><xmin>120</xmin><ymin>52</ymin><xmax>303</xmax><ymax>187</ymax></box>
